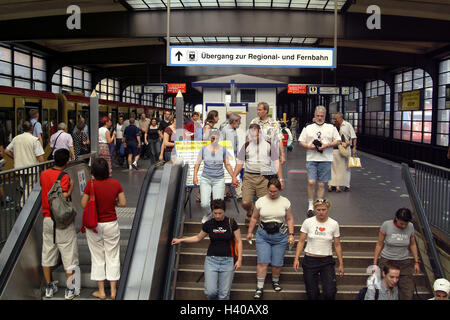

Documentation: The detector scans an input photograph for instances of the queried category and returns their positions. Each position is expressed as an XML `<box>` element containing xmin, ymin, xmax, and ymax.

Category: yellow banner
<box><xmin>399</xmin><ymin>90</ymin><xmax>421</xmax><ymax>111</ymax></box>
<box><xmin>175</xmin><ymin>140</ymin><xmax>232</xmax><ymax>152</ymax></box>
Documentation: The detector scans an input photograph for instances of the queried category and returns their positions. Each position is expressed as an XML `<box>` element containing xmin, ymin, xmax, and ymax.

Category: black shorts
<box><xmin>126</xmin><ymin>140</ymin><xmax>140</xmax><ymax>156</ymax></box>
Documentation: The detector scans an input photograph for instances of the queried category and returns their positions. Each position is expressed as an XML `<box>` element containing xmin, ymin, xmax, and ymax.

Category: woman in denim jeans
<box><xmin>293</xmin><ymin>199</ymin><xmax>344</xmax><ymax>300</ymax></box>
<box><xmin>171</xmin><ymin>200</ymin><xmax>242</xmax><ymax>300</ymax></box>
<box><xmin>193</xmin><ymin>129</ymin><xmax>234</xmax><ymax>223</ymax></box>
<box><xmin>246</xmin><ymin>178</ymin><xmax>295</xmax><ymax>299</ymax></box>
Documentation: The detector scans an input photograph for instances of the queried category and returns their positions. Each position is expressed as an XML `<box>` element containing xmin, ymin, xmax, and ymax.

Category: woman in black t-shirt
<box><xmin>172</xmin><ymin>199</ymin><xmax>242</xmax><ymax>300</ymax></box>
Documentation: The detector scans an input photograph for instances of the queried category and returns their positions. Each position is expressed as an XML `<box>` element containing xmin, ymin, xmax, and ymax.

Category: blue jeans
<box><xmin>204</xmin><ymin>256</ymin><xmax>235</xmax><ymax>300</ymax></box>
<box><xmin>200</xmin><ymin>176</ymin><xmax>225</xmax><ymax>217</ymax></box>
<box><xmin>148</xmin><ymin>138</ymin><xmax>161</xmax><ymax>163</ymax></box>
<box><xmin>255</xmin><ymin>227</ymin><xmax>288</xmax><ymax>267</ymax></box>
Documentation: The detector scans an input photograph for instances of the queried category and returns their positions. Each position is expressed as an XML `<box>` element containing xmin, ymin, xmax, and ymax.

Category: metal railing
<box><xmin>401</xmin><ymin>163</ymin><xmax>445</xmax><ymax>279</ymax></box>
<box><xmin>0</xmin><ymin>153</ymin><xmax>95</xmax><ymax>250</ymax></box>
<box><xmin>413</xmin><ymin>160</ymin><xmax>450</xmax><ymax>238</ymax></box>
<box><xmin>0</xmin><ymin>161</ymin><xmax>54</xmax><ymax>248</ymax></box>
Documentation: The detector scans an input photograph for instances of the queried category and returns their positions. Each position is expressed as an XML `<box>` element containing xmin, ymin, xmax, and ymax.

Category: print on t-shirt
<box><xmin>390</xmin><ymin>233</ymin><xmax>409</xmax><ymax>242</ymax></box>
<box><xmin>315</xmin><ymin>226</ymin><xmax>326</xmax><ymax>235</ymax></box>
<box><xmin>213</xmin><ymin>227</ymin><xmax>228</xmax><ymax>234</ymax></box>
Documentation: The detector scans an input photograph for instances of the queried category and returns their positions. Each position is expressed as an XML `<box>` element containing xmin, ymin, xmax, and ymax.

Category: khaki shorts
<box><xmin>242</xmin><ymin>172</ymin><xmax>268</xmax><ymax>204</ymax></box>
<box><xmin>42</xmin><ymin>217</ymin><xmax>79</xmax><ymax>271</ymax></box>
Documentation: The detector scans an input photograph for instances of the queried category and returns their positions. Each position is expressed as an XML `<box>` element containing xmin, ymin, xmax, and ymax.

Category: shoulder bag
<box><xmin>81</xmin><ymin>179</ymin><xmax>98</xmax><ymax>234</ymax></box>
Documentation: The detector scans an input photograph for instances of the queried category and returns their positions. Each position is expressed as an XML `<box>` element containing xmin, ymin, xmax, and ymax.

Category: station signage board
<box><xmin>169</xmin><ymin>46</ymin><xmax>334</xmax><ymax>68</ymax></box>
<box><xmin>287</xmin><ymin>84</ymin><xmax>307</xmax><ymax>94</ymax></box>
<box><xmin>167</xmin><ymin>83</ymin><xmax>186</xmax><ymax>93</ymax></box>
<box><xmin>399</xmin><ymin>90</ymin><xmax>422</xmax><ymax>111</ymax></box>
<box><xmin>318</xmin><ymin>86</ymin><xmax>340</xmax><ymax>95</ymax></box>
<box><xmin>143</xmin><ymin>84</ymin><xmax>166</xmax><ymax>94</ymax></box>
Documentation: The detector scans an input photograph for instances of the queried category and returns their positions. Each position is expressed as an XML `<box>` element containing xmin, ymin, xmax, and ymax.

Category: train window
<box><xmin>17</xmin><ymin>108</ymin><xmax>25</xmax><ymax>134</ymax></box>
<box><xmin>50</xmin><ymin>109</ymin><xmax>58</xmax><ymax>137</ymax></box>
<box><xmin>68</xmin><ymin>110</ymin><xmax>76</xmax><ymax>134</ymax></box>
<box><xmin>42</xmin><ymin>109</ymin><xmax>49</xmax><ymax>148</ymax></box>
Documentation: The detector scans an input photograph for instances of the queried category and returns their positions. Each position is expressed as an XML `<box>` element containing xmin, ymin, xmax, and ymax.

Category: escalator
<box><xmin>0</xmin><ymin>160</ymin><xmax>188</xmax><ymax>300</ymax></box>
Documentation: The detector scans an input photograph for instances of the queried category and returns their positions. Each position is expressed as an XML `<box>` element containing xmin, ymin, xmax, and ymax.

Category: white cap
<box><xmin>433</xmin><ymin>278</ymin><xmax>450</xmax><ymax>294</ymax></box>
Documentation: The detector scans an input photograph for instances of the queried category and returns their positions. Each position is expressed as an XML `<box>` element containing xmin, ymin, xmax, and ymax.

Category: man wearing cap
<box><xmin>429</xmin><ymin>278</ymin><xmax>450</xmax><ymax>300</ymax></box>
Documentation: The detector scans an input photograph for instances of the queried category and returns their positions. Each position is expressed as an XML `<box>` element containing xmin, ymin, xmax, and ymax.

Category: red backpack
<box><xmin>81</xmin><ymin>179</ymin><xmax>98</xmax><ymax>234</ymax></box>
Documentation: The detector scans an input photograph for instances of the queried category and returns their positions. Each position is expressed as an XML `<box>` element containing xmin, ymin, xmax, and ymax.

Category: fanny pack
<box><xmin>260</xmin><ymin>221</ymin><xmax>285</xmax><ymax>234</ymax></box>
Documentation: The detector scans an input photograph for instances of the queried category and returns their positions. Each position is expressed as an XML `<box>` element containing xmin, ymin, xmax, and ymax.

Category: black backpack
<box><xmin>356</xmin><ymin>287</ymin><xmax>379</xmax><ymax>300</ymax></box>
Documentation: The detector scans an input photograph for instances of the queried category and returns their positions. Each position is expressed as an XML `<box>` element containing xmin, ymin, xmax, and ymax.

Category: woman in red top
<box><xmin>81</xmin><ymin>157</ymin><xmax>126</xmax><ymax>299</ymax></box>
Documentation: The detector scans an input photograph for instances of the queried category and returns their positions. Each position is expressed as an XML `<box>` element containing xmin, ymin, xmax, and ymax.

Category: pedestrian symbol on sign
<box><xmin>308</xmin><ymin>86</ymin><xmax>318</xmax><ymax>94</ymax></box>
<box><xmin>188</xmin><ymin>51</ymin><xmax>197</xmax><ymax>62</ymax></box>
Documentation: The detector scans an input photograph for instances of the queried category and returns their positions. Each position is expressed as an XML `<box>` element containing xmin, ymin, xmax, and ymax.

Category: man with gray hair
<box><xmin>221</xmin><ymin>113</ymin><xmax>242</xmax><ymax>198</ymax></box>
<box><xmin>50</xmin><ymin>122</ymin><xmax>75</xmax><ymax>161</ymax></box>
<box><xmin>299</xmin><ymin>106</ymin><xmax>341</xmax><ymax>217</ymax></box>
<box><xmin>329</xmin><ymin>112</ymin><xmax>357</xmax><ymax>192</ymax></box>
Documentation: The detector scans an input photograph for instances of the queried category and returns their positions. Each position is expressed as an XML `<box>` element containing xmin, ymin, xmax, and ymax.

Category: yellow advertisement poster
<box><xmin>399</xmin><ymin>90</ymin><xmax>422</xmax><ymax>111</ymax></box>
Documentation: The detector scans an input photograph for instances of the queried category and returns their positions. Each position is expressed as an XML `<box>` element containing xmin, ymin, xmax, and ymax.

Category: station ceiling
<box><xmin>0</xmin><ymin>0</ymin><xmax>449</xmax><ymax>100</ymax></box>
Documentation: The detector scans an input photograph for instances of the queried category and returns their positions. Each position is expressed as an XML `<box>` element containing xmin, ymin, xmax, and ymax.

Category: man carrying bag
<box><xmin>40</xmin><ymin>148</ymin><xmax>79</xmax><ymax>300</ymax></box>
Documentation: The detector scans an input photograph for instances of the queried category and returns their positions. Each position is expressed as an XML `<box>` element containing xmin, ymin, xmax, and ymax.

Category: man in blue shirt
<box><xmin>123</xmin><ymin>117</ymin><xmax>141</xmax><ymax>170</ymax></box>
<box><xmin>29</xmin><ymin>109</ymin><xmax>43</xmax><ymax>147</ymax></box>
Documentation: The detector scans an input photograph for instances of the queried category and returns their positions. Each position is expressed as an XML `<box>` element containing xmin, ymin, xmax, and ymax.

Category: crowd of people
<box><xmin>1</xmin><ymin>106</ymin><xmax>447</xmax><ymax>302</ymax></box>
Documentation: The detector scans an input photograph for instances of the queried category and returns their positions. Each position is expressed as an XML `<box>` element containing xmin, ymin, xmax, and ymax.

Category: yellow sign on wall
<box><xmin>399</xmin><ymin>90</ymin><xmax>422</xmax><ymax>111</ymax></box>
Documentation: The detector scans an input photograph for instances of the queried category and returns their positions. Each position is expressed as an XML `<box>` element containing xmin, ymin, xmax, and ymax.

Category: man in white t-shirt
<box><xmin>299</xmin><ymin>106</ymin><xmax>341</xmax><ymax>217</ymax></box>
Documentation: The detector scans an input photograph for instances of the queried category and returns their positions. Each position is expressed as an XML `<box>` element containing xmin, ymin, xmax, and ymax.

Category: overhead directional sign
<box><xmin>169</xmin><ymin>46</ymin><xmax>335</xmax><ymax>68</ymax></box>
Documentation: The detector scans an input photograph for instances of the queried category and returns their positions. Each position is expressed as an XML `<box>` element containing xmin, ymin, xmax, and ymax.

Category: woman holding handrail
<box><xmin>171</xmin><ymin>199</ymin><xmax>242</xmax><ymax>300</ymax></box>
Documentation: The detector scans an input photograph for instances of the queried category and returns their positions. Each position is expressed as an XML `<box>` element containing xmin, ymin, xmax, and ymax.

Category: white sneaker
<box><xmin>64</xmin><ymin>287</ymin><xmax>79</xmax><ymax>300</ymax></box>
<box><xmin>45</xmin><ymin>281</ymin><xmax>58</xmax><ymax>298</ymax></box>
<box><xmin>129</xmin><ymin>165</ymin><xmax>133</xmax><ymax>170</ymax></box>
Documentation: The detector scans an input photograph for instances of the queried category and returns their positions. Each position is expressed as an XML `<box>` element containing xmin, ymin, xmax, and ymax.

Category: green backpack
<box><xmin>48</xmin><ymin>171</ymin><xmax>76</xmax><ymax>230</ymax></box>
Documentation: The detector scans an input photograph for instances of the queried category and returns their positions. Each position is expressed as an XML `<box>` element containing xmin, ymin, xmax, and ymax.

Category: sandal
<box><xmin>253</xmin><ymin>288</ymin><xmax>263</xmax><ymax>299</ymax></box>
<box><xmin>272</xmin><ymin>281</ymin><xmax>282</xmax><ymax>292</ymax></box>
<box><xmin>336</xmin><ymin>186</ymin><xmax>341</xmax><ymax>193</ymax></box>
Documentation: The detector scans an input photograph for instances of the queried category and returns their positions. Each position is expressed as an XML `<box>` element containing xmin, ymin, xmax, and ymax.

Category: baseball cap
<box><xmin>433</xmin><ymin>278</ymin><xmax>450</xmax><ymax>294</ymax></box>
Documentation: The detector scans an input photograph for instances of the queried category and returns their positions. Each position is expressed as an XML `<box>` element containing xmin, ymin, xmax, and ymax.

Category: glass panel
<box><xmin>413</xmin><ymin>78</ymin><xmax>423</xmax><ymax>90</ymax></box>
<box><xmin>62</xmin><ymin>76</ymin><xmax>71</xmax><ymax>86</ymax></box>
<box><xmin>14</xmin><ymin>78</ymin><xmax>31</xmax><ymax>89</ymax></box>
<box><xmin>14</xmin><ymin>65</ymin><xmax>30</xmax><ymax>78</ymax></box>
<box><xmin>403</xmin><ymin>81</ymin><xmax>412</xmax><ymax>91</ymax></box>
<box><xmin>403</xmin><ymin>70</ymin><xmax>412</xmax><ymax>81</ymax></box>
<box><xmin>0</xmin><ymin>47</ymin><xmax>11</xmax><ymax>62</ymax></box>
<box><xmin>394</xmin><ymin>130</ymin><xmax>401</xmax><ymax>139</ymax></box>
<box><xmin>0</xmin><ymin>76</ymin><xmax>12</xmax><ymax>86</ymax></box>
<box><xmin>52</xmin><ymin>85</ymin><xmax>61</xmax><ymax>93</ymax></box>
<box><xmin>14</xmin><ymin>51</ymin><xmax>30</xmax><ymax>66</ymax></box>
<box><xmin>32</xmin><ymin>69</ymin><xmax>45</xmax><ymax>81</ymax></box>
<box><xmin>411</xmin><ymin>132</ymin><xmax>422</xmax><ymax>142</ymax></box>
<box><xmin>73</xmin><ymin>68</ymin><xmax>82</xmax><ymax>79</ymax></box>
<box><xmin>62</xmin><ymin>66</ymin><xmax>72</xmax><ymax>77</ymax></box>
<box><xmin>438</xmin><ymin>122</ymin><xmax>449</xmax><ymax>134</ymax></box>
<box><xmin>423</xmin><ymin>122</ymin><xmax>432</xmax><ymax>132</ymax></box>
<box><xmin>0</xmin><ymin>61</ymin><xmax>12</xmax><ymax>75</ymax></box>
<box><xmin>412</xmin><ymin>111</ymin><xmax>422</xmax><ymax>121</ymax></box>
<box><xmin>52</xmin><ymin>73</ymin><xmax>60</xmax><ymax>84</ymax></box>
<box><xmin>84</xmin><ymin>71</ymin><xmax>91</xmax><ymax>82</ymax></box>
<box><xmin>412</xmin><ymin>122</ymin><xmax>422</xmax><ymax>132</ymax></box>
<box><xmin>395</xmin><ymin>74</ymin><xmax>402</xmax><ymax>83</ymax></box>
<box><xmin>424</xmin><ymin>99</ymin><xmax>432</xmax><ymax>110</ymax></box>
<box><xmin>402</xmin><ymin>120</ymin><xmax>411</xmax><ymax>131</ymax></box>
<box><xmin>425</xmin><ymin>75</ymin><xmax>433</xmax><ymax>88</ymax></box>
<box><xmin>74</xmin><ymin>78</ymin><xmax>82</xmax><ymax>88</ymax></box>
<box><xmin>423</xmin><ymin>133</ymin><xmax>431</xmax><ymax>144</ymax></box>
<box><xmin>394</xmin><ymin>121</ymin><xmax>401</xmax><ymax>130</ymax></box>
<box><xmin>437</xmin><ymin>134</ymin><xmax>449</xmax><ymax>146</ymax></box>
<box><xmin>413</xmin><ymin>69</ymin><xmax>424</xmax><ymax>79</ymax></box>
<box><xmin>439</xmin><ymin>59</ymin><xmax>450</xmax><ymax>73</ymax></box>
<box><xmin>402</xmin><ymin>131</ymin><xmax>411</xmax><ymax>141</ymax></box>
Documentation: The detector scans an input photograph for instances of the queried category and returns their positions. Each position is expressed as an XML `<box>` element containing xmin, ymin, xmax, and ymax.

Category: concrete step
<box><xmin>182</xmin><ymin>222</ymin><xmax>380</xmax><ymax>238</ymax></box>
<box><xmin>174</xmin><ymin>281</ymin><xmax>432</xmax><ymax>300</ymax></box>
<box><xmin>175</xmin><ymin>265</ymin><xmax>429</xmax><ymax>287</ymax></box>
<box><xmin>177</xmin><ymin>248</ymin><xmax>389</xmax><ymax>268</ymax></box>
<box><xmin>180</xmin><ymin>236</ymin><xmax>378</xmax><ymax>252</ymax></box>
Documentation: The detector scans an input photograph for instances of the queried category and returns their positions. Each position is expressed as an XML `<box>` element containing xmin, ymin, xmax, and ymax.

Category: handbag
<box><xmin>338</xmin><ymin>144</ymin><xmax>350</xmax><ymax>158</ymax></box>
<box><xmin>228</xmin><ymin>217</ymin><xmax>239</xmax><ymax>263</ymax></box>
<box><xmin>81</xmin><ymin>179</ymin><xmax>98</xmax><ymax>233</ymax></box>
<box><xmin>348</xmin><ymin>155</ymin><xmax>362</xmax><ymax>168</ymax></box>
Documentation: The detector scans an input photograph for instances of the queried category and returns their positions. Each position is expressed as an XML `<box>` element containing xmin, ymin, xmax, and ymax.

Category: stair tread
<box><xmin>176</xmin><ymin>264</ymin><xmax>427</xmax><ymax>277</ymax></box>
<box><xmin>175</xmin><ymin>281</ymin><xmax>431</xmax><ymax>294</ymax></box>
<box><xmin>182</xmin><ymin>235</ymin><xmax>379</xmax><ymax>242</ymax></box>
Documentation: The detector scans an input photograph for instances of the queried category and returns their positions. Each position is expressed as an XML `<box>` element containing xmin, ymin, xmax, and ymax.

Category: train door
<box><xmin>15</xmin><ymin>97</ymin><xmax>41</xmax><ymax>135</ymax></box>
<box><xmin>0</xmin><ymin>106</ymin><xmax>14</xmax><ymax>145</ymax></box>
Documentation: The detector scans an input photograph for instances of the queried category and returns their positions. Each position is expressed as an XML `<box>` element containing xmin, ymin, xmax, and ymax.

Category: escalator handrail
<box><xmin>0</xmin><ymin>188</ymin><xmax>42</xmax><ymax>296</ymax></box>
<box><xmin>116</xmin><ymin>164</ymin><xmax>157</xmax><ymax>300</ymax></box>
<box><xmin>162</xmin><ymin>163</ymin><xmax>188</xmax><ymax>300</ymax></box>
<box><xmin>401</xmin><ymin>163</ymin><xmax>445</xmax><ymax>279</ymax></box>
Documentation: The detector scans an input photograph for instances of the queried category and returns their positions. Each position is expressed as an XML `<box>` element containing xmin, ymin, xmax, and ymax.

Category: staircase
<box><xmin>174</xmin><ymin>222</ymin><xmax>432</xmax><ymax>300</ymax></box>
<box><xmin>44</xmin><ymin>207</ymin><xmax>135</xmax><ymax>300</ymax></box>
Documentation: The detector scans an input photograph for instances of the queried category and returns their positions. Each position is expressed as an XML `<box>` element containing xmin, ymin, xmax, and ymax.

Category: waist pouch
<box><xmin>260</xmin><ymin>221</ymin><xmax>283</xmax><ymax>234</ymax></box>
<box><xmin>262</xmin><ymin>174</ymin><xmax>278</xmax><ymax>180</ymax></box>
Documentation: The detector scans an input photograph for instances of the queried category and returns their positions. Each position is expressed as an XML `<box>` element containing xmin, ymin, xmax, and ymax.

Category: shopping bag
<box><xmin>348</xmin><ymin>156</ymin><xmax>362</xmax><ymax>168</ymax></box>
